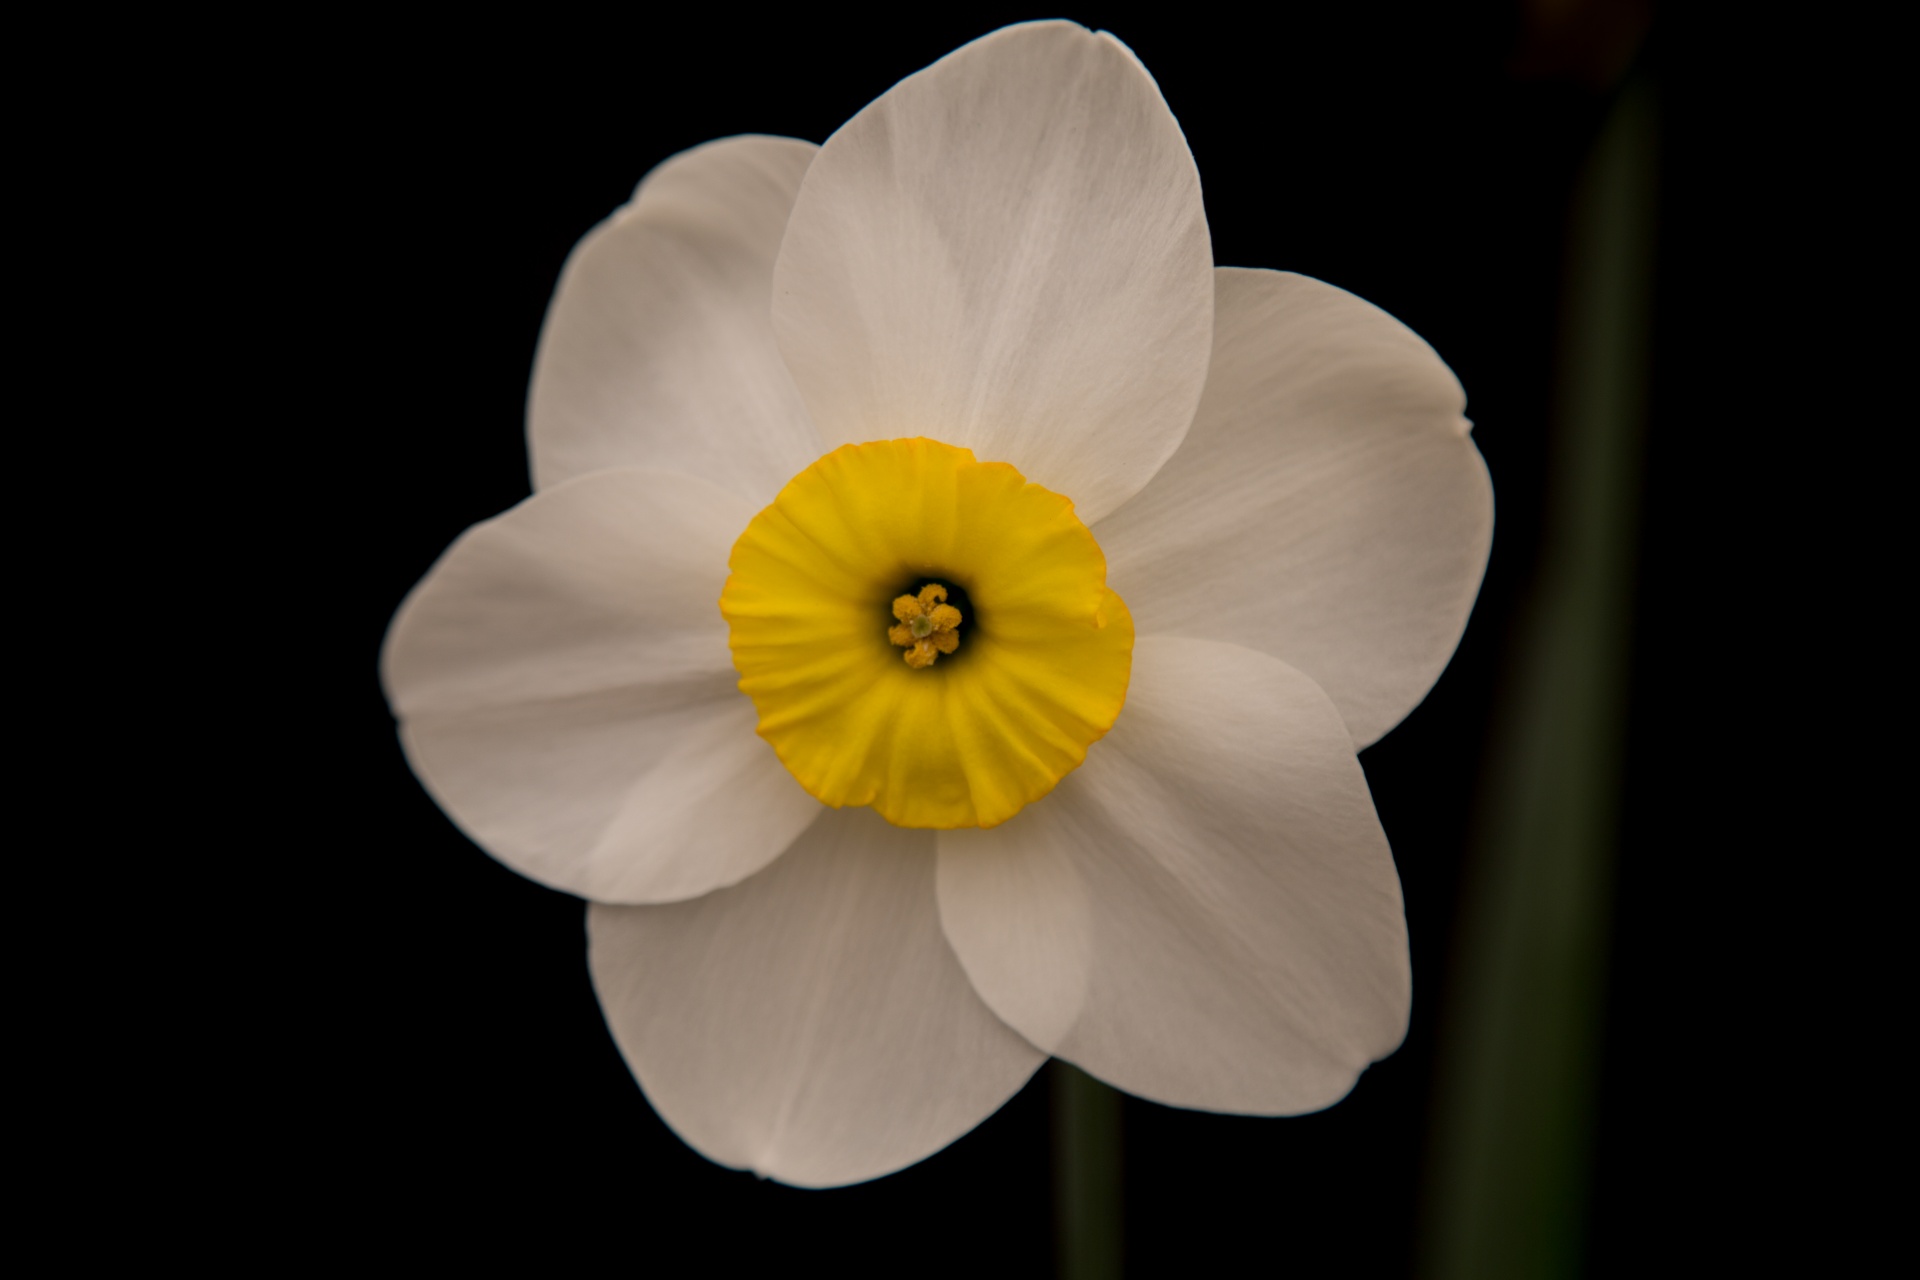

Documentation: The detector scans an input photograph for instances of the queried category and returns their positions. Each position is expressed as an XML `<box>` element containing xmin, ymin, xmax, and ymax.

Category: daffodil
<box><xmin>382</xmin><ymin>21</ymin><xmax>1491</xmax><ymax>1187</ymax></box>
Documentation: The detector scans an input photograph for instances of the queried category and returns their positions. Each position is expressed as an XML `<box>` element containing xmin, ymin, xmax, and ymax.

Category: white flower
<box><xmin>381</xmin><ymin>21</ymin><xmax>1491</xmax><ymax>1188</ymax></box>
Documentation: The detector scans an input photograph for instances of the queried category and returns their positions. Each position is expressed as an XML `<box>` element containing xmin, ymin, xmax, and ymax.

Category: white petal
<box><xmin>382</xmin><ymin>469</ymin><xmax>821</xmax><ymax>903</ymax></box>
<box><xmin>1096</xmin><ymin>268</ymin><xmax>1494</xmax><ymax>747</ymax></box>
<box><xmin>770</xmin><ymin>21</ymin><xmax>1213</xmax><ymax>523</ymax></box>
<box><xmin>937</xmin><ymin>636</ymin><xmax>1409</xmax><ymax>1115</ymax></box>
<box><xmin>529</xmin><ymin>135</ymin><xmax>824</xmax><ymax>505</ymax></box>
<box><xmin>589</xmin><ymin>807</ymin><xmax>1045</xmax><ymax>1187</ymax></box>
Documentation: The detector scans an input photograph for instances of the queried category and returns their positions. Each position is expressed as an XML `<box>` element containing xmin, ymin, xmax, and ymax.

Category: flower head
<box><xmin>382</xmin><ymin>21</ymin><xmax>1492</xmax><ymax>1187</ymax></box>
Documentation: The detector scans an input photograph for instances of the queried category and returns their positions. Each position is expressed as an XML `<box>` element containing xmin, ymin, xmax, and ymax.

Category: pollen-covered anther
<box><xmin>889</xmin><ymin>584</ymin><xmax>963</xmax><ymax>668</ymax></box>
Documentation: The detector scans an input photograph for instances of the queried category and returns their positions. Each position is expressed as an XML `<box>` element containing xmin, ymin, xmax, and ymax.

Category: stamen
<box><xmin>889</xmin><ymin>583</ymin><xmax>963</xmax><ymax>667</ymax></box>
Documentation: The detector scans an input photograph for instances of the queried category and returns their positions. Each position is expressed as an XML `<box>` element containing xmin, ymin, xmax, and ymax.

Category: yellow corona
<box><xmin>719</xmin><ymin>438</ymin><xmax>1134</xmax><ymax>828</ymax></box>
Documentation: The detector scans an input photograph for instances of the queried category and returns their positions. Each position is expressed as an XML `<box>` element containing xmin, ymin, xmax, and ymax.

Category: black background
<box><xmin>151</xmin><ymin>3</ymin><xmax>1867</xmax><ymax>1272</ymax></box>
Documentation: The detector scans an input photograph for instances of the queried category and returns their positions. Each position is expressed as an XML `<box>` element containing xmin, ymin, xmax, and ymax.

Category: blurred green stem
<box><xmin>1420</xmin><ymin>74</ymin><xmax>1658</xmax><ymax>1279</ymax></box>
<box><xmin>1054</xmin><ymin>1060</ymin><xmax>1122</xmax><ymax>1280</ymax></box>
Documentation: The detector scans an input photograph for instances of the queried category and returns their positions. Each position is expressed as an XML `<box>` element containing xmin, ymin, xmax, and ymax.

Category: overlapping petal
<box><xmin>770</xmin><ymin>20</ymin><xmax>1214</xmax><ymax>524</ymax></box>
<box><xmin>1096</xmin><ymin>268</ymin><xmax>1494</xmax><ymax>747</ymax></box>
<box><xmin>936</xmin><ymin>636</ymin><xmax>1409</xmax><ymax>1114</ymax></box>
<box><xmin>382</xmin><ymin>469</ymin><xmax>821</xmax><ymax>903</ymax></box>
<box><xmin>589</xmin><ymin>806</ymin><xmax>1045</xmax><ymax>1188</ymax></box>
<box><xmin>529</xmin><ymin>135</ymin><xmax>824</xmax><ymax>505</ymax></box>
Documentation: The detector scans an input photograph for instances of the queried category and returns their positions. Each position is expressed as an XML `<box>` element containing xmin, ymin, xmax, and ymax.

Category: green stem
<box><xmin>1419</xmin><ymin>73</ymin><xmax>1658</xmax><ymax>1280</ymax></box>
<box><xmin>1053</xmin><ymin>1060</ymin><xmax>1123</xmax><ymax>1280</ymax></box>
